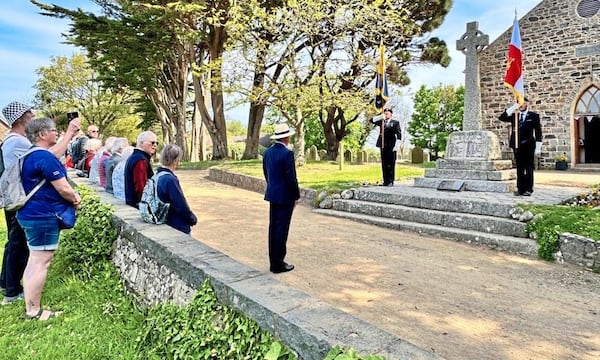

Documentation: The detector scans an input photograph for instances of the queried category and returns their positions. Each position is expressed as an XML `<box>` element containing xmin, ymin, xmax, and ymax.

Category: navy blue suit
<box><xmin>499</xmin><ymin>109</ymin><xmax>542</xmax><ymax>193</ymax></box>
<box><xmin>263</xmin><ymin>142</ymin><xmax>300</xmax><ymax>271</ymax></box>
<box><xmin>371</xmin><ymin>116</ymin><xmax>402</xmax><ymax>185</ymax></box>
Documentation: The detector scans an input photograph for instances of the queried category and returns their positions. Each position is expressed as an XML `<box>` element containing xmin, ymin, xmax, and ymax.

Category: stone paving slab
<box><xmin>362</xmin><ymin>183</ymin><xmax>588</xmax><ymax>207</ymax></box>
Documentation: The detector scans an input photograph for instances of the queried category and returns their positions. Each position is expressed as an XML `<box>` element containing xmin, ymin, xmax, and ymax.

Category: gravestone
<box><xmin>318</xmin><ymin>149</ymin><xmax>327</xmax><ymax>160</ymax></box>
<box><xmin>307</xmin><ymin>145</ymin><xmax>319</xmax><ymax>161</ymax></box>
<box><xmin>413</xmin><ymin>21</ymin><xmax>516</xmax><ymax>193</ymax></box>
<box><xmin>411</xmin><ymin>147</ymin><xmax>424</xmax><ymax>164</ymax></box>
<box><xmin>344</xmin><ymin>149</ymin><xmax>353</xmax><ymax>162</ymax></box>
<box><xmin>357</xmin><ymin>150</ymin><xmax>367</xmax><ymax>164</ymax></box>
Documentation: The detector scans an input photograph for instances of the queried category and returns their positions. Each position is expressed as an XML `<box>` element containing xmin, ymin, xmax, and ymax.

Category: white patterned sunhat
<box><xmin>1</xmin><ymin>101</ymin><xmax>33</xmax><ymax>127</ymax></box>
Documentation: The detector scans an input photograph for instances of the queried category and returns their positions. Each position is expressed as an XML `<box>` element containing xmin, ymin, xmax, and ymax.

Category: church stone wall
<box><xmin>479</xmin><ymin>0</ymin><xmax>600</xmax><ymax>168</ymax></box>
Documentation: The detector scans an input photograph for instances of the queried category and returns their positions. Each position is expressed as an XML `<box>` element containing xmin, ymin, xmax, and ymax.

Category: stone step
<box><xmin>436</xmin><ymin>158</ymin><xmax>513</xmax><ymax>171</ymax></box>
<box><xmin>314</xmin><ymin>209</ymin><xmax>539</xmax><ymax>257</ymax></box>
<box><xmin>332</xmin><ymin>199</ymin><xmax>528</xmax><ymax>238</ymax></box>
<box><xmin>413</xmin><ymin>177</ymin><xmax>515</xmax><ymax>193</ymax></box>
<box><xmin>353</xmin><ymin>188</ymin><xmax>515</xmax><ymax>218</ymax></box>
<box><xmin>424</xmin><ymin>168</ymin><xmax>516</xmax><ymax>181</ymax></box>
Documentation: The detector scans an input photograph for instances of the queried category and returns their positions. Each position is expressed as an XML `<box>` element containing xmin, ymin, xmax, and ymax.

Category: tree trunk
<box><xmin>243</xmin><ymin>102</ymin><xmax>265</xmax><ymax>159</ymax></box>
<box><xmin>243</xmin><ymin>47</ymin><xmax>268</xmax><ymax>160</ymax></box>
<box><xmin>294</xmin><ymin>110</ymin><xmax>306</xmax><ymax>166</ymax></box>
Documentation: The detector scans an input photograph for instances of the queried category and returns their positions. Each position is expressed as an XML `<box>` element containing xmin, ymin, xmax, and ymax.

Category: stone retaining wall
<box><xmin>209</xmin><ymin>168</ymin><xmax>317</xmax><ymax>206</ymax></box>
<box><xmin>93</xmin><ymin>190</ymin><xmax>440</xmax><ymax>360</ymax></box>
<box><xmin>559</xmin><ymin>233</ymin><xmax>600</xmax><ymax>271</ymax></box>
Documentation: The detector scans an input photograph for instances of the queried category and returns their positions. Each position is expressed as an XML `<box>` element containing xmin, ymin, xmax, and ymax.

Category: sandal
<box><xmin>25</xmin><ymin>309</ymin><xmax>61</xmax><ymax>321</ymax></box>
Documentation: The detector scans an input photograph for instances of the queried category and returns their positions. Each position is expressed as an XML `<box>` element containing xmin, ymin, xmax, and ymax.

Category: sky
<box><xmin>0</xmin><ymin>0</ymin><xmax>542</xmax><ymax>124</ymax></box>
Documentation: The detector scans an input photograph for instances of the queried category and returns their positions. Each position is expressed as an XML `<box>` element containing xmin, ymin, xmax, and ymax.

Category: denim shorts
<box><xmin>18</xmin><ymin>218</ymin><xmax>61</xmax><ymax>251</ymax></box>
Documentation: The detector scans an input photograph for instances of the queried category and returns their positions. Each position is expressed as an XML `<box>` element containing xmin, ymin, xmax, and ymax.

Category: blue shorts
<box><xmin>18</xmin><ymin>218</ymin><xmax>61</xmax><ymax>251</ymax></box>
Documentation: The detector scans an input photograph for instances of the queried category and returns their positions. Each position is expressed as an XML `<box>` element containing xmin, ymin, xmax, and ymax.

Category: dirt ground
<box><xmin>179</xmin><ymin>170</ymin><xmax>600</xmax><ymax>360</ymax></box>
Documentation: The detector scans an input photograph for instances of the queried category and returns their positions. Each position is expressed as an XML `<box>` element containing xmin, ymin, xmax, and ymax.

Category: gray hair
<box><xmin>136</xmin><ymin>131</ymin><xmax>157</xmax><ymax>147</ymax></box>
<box><xmin>25</xmin><ymin>117</ymin><xmax>55</xmax><ymax>143</ymax></box>
<box><xmin>85</xmin><ymin>138</ymin><xmax>103</xmax><ymax>151</ymax></box>
<box><xmin>104</xmin><ymin>136</ymin><xmax>117</xmax><ymax>151</ymax></box>
<box><xmin>121</xmin><ymin>146</ymin><xmax>135</xmax><ymax>160</ymax></box>
<box><xmin>110</xmin><ymin>137</ymin><xmax>129</xmax><ymax>154</ymax></box>
<box><xmin>160</xmin><ymin>144</ymin><xmax>183</xmax><ymax>166</ymax></box>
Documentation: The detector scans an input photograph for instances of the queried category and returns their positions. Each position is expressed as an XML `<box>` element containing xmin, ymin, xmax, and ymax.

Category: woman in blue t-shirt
<box><xmin>17</xmin><ymin>118</ymin><xmax>81</xmax><ymax>321</ymax></box>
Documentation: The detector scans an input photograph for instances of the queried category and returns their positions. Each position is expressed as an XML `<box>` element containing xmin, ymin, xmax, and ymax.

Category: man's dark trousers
<box><xmin>514</xmin><ymin>144</ymin><xmax>535</xmax><ymax>193</ymax></box>
<box><xmin>0</xmin><ymin>210</ymin><xmax>29</xmax><ymax>297</ymax></box>
<box><xmin>380</xmin><ymin>147</ymin><xmax>396</xmax><ymax>185</ymax></box>
<box><xmin>268</xmin><ymin>202</ymin><xmax>294</xmax><ymax>270</ymax></box>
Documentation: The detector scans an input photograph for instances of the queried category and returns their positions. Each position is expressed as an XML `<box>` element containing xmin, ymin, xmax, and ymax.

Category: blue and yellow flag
<box><xmin>374</xmin><ymin>42</ymin><xmax>389</xmax><ymax>113</ymax></box>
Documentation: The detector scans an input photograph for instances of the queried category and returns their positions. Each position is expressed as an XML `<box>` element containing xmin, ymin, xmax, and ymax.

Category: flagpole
<box><xmin>380</xmin><ymin>40</ymin><xmax>385</xmax><ymax>149</ymax></box>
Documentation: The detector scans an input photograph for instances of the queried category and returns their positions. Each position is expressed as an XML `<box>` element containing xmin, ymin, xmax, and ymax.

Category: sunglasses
<box><xmin>149</xmin><ymin>141</ymin><xmax>159</xmax><ymax>146</ymax></box>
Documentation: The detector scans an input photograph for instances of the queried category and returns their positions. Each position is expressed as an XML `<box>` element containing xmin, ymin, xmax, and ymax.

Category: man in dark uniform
<box><xmin>263</xmin><ymin>123</ymin><xmax>300</xmax><ymax>273</ymax></box>
<box><xmin>498</xmin><ymin>97</ymin><xmax>542</xmax><ymax>196</ymax></box>
<box><xmin>371</xmin><ymin>108</ymin><xmax>402</xmax><ymax>186</ymax></box>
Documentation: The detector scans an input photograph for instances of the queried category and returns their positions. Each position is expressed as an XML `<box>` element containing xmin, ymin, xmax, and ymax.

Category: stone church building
<box><xmin>479</xmin><ymin>0</ymin><xmax>600</xmax><ymax>168</ymax></box>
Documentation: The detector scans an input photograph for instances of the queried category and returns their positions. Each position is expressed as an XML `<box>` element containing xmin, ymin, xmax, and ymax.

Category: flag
<box><xmin>503</xmin><ymin>16</ymin><xmax>525</xmax><ymax>105</ymax></box>
<box><xmin>375</xmin><ymin>42</ymin><xmax>389</xmax><ymax>113</ymax></box>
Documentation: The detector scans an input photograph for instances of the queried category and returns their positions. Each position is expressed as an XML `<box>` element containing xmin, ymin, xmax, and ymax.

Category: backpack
<box><xmin>71</xmin><ymin>136</ymin><xmax>88</xmax><ymax>166</ymax></box>
<box><xmin>0</xmin><ymin>133</ymin><xmax>20</xmax><ymax>178</ymax></box>
<box><xmin>0</xmin><ymin>147</ymin><xmax>46</xmax><ymax>212</ymax></box>
<box><xmin>139</xmin><ymin>171</ymin><xmax>170</xmax><ymax>224</ymax></box>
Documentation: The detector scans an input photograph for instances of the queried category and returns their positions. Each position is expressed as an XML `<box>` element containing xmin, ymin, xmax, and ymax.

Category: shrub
<box><xmin>137</xmin><ymin>278</ymin><xmax>296</xmax><ymax>360</ymax></box>
<box><xmin>55</xmin><ymin>185</ymin><xmax>117</xmax><ymax>278</ymax></box>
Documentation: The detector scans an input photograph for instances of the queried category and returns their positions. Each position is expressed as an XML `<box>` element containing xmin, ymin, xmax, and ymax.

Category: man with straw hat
<box><xmin>263</xmin><ymin>123</ymin><xmax>299</xmax><ymax>274</ymax></box>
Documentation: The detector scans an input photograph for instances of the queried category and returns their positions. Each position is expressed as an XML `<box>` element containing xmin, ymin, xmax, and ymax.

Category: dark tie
<box><xmin>519</xmin><ymin>113</ymin><xmax>525</xmax><ymax>126</ymax></box>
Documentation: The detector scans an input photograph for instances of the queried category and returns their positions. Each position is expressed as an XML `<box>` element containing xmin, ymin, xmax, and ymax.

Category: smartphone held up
<box><xmin>67</xmin><ymin>111</ymin><xmax>79</xmax><ymax>121</ymax></box>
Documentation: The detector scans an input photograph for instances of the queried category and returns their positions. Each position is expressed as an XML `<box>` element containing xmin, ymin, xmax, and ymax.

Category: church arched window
<box><xmin>575</xmin><ymin>85</ymin><xmax>600</xmax><ymax>114</ymax></box>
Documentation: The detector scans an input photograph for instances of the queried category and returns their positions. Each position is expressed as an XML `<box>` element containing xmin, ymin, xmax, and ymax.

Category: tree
<box><xmin>33</xmin><ymin>54</ymin><xmax>134</xmax><ymax>132</ymax></box>
<box><xmin>408</xmin><ymin>84</ymin><xmax>464</xmax><ymax>159</ymax></box>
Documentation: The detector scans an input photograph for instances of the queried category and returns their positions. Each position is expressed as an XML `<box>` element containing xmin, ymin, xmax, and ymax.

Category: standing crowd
<box><xmin>0</xmin><ymin>101</ymin><xmax>198</xmax><ymax>321</ymax></box>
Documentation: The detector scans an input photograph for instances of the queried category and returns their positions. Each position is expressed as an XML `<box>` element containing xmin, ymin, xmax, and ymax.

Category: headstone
<box><xmin>307</xmin><ymin>145</ymin><xmax>319</xmax><ymax>161</ymax></box>
<box><xmin>411</xmin><ymin>147</ymin><xmax>424</xmax><ymax>164</ymax></box>
<box><xmin>423</xmin><ymin>150</ymin><xmax>430</xmax><ymax>163</ymax></box>
<box><xmin>344</xmin><ymin>149</ymin><xmax>353</xmax><ymax>162</ymax></box>
<box><xmin>413</xmin><ymin>21</ymin><xmax>516</xmax><ymax>193</ymax></box>
<box><xmin>357</xmin><ymin>150</ymin><xmax>367</xmax><ymax>164</ymax></box>
<box><xmin>318</xmin><ymin>149</ymin><xmax>327</xmax><ymax>160</ymax></box>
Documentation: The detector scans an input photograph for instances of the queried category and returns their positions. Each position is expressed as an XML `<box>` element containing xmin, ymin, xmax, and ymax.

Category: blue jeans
<box><xmin>0</xmin><ymin>210</ymin><xmax>29</xmax><ymax>297</ymax></box>
<box><xmin>18</xmin><ymin>218</ymin><xmax>61</xmax><ymax>251</ymax></box>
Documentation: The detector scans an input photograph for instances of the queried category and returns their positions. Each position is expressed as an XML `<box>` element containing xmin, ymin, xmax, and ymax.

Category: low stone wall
<box><xmin>91</xmin><ymin>190</ymin><xmax>440</xmax><ymax>360</ymax></box>
<box><xmin>209</xmin><ymin>168</ymin><xmax>317</xmax><ymax>206</ymax></box>
<box><xmin>559</xmin><ymin>233</ymin><xmax>600</xmax><ymax>271</ymax></box>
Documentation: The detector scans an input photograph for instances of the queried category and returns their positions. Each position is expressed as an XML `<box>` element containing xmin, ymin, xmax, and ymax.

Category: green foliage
<box><xmin>54</xmin><ymin>185</ymin><xmax>117</xmax><ymax>278</ymax></box>
<box><xmin>227</xmin><ymin>119</ymin><xmax>247</xmax><ymax>137</ymax></box>
<box><xmin>324</xmin><ymin>346</ymin><xmax>385</xmax><ymax>360</ymax></box>
<box><xmin>137</xmin><ymin>278</ymin><xmax>296</xmax><ymax>360</ymax></box>
<box><xmin>408</xmin><ymin>84</ymin><xmax>464</xmax><ymax>159</ymax></box>
<box><xmin>216</xmin><ymin>160</ymin><xmax>424</xmax><ymax>192</ymax></box>
<box><xmin>523</xmin><ymin>205</ymin><xmax>600</xmax><ymax>260</ymax></box>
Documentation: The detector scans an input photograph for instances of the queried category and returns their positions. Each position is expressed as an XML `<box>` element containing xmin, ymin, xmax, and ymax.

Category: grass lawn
<box><xmin>0</xmin><ymin>212</ymin><xmax>145</xmax><ymax>359</ymax></box>
<box><xmin>216</xmin><ymin>160</ymin><xmax>427</xmax><ymax>191</ymax></box>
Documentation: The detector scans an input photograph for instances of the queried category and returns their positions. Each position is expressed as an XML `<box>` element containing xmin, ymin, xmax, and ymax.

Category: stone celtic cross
<box><xmin>456</xmin><ymin>21</ymin><xmax>489</xmax><ymax>131</ymax></box>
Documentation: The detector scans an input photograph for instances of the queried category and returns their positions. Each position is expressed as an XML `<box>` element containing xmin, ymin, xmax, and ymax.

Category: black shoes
<box><xmin>514</xmin><ymin>190</ymin><xmax>533</xmax><ymax>196</ymax></box>
<box><xmin>270</xmin><ymin>263</ymin><xmax>294</xmax><ymax>274</ymax></box>
<box><xmin>522</xmin><ymin>191</ymin><xmax>532</xmax><ymax>196</ymax></box>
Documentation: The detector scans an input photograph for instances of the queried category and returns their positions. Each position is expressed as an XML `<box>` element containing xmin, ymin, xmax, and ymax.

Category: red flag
<box><xmin>504</xmin><ymin>16</ymin><xmax>525</xmax><ymax>105</ymax></box>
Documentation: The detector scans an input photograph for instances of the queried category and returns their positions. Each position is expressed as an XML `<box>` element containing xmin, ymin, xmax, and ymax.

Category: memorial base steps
<box><xmin>315</xmin><ymin>187</ymin><xmax>538</xmax><ymax>257</ymax></box>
